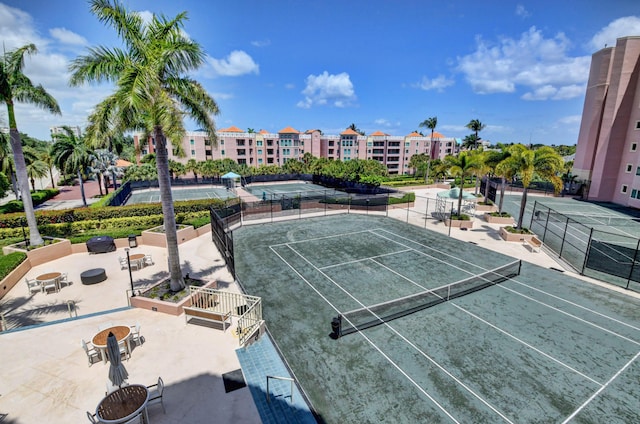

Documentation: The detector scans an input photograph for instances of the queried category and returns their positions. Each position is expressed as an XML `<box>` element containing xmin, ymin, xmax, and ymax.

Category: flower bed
<box><xmin>484</xmin><ymin>213</ymin><xmax>514</xmax><ymax>224</ymax></box>
<box><xmin>445</xmin><ymin>218</ymin><xmax>474</xmax><ymax>229</ymax></box>
<box><xmin>130</xmin><ymin>278</ymin><xmax>218</xmax><ymax>316</ymax></box>
<box><xmin>499</xmin><ymin>226</ymin><xmax>535</xmax><ymax>242</ymax></box>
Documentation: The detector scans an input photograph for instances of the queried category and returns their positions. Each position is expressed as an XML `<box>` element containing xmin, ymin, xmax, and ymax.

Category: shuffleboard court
<box><xmin>124</xmin><ymin>186</ymin><xmax>235</xmax><ymax>205</ymax></box>
<box><xmin>234</xmin><ymin>214</ymin><xmax>640</xmax><ymax>423</ymax></box>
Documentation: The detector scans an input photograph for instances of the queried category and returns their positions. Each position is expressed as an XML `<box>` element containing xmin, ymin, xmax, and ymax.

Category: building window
<box><xmin>257</xmin><ymin>140</ymin><xmax>263</xmax><ymax>146</ymax></box>
<box><xmin>636</xmin><ymin>121</ymin><xmax>640</xmax><ymax>129</ymax></box>
<box><xmin>220</xmin><ymin>140</ymin><xmax>224</xmax><ymax>145</ymax></box>
<box><xmin>191</xmin><ymin>149</ymin><xmax>195</xmax><ymax>156</ymax></box>
<box><xmin>636</xmin><ymin>166</ymin><xmax>640</xmax><ymax>176</ymax></box>
<box><xmin>627</xmin><ymin>164</ymin><xmax>633</xmax><ymax>173</ymax></box>
<box><xmin>221</xmin><ymin>150</ymin><xmax>225</xmax><ymax>155</ymax></box>
<box><xmin>632</xmin><ymin>143</ymin><xmax>638</xmax><ymax>152</ymax></box>
<box><xmin>258</xmin><ymin>149</ymin><xmax>262</xmax><ymax>155</ymax></box>
<box><xmin>633</xmin><ymin>189</ymin><xmax>638</xmax><ymax>199</ymax></box>
<box><xmin>258</xmin><ymin>158</ymin><xmax>263</xmax><ymax>164</ymax></box>
<box><xmin>622</xmin><ymin>184</ymin><xmax>628</xmax><ymax>193</ymax></box>
<box><xmin>190</xmin><ymin>139</ymin><xmax>194</xmax><ymax>145</ymax></box>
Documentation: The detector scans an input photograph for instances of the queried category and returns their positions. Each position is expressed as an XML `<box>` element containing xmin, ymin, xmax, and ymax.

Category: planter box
<box><xmin>499</xmin><ymin>227</ymin><xmax>535</xmax><ymax>242</ymax></box>
<box><xmin>141</xmin><ymin>225</ymin><xmax>198</xmax><ymax>248</ymax></box>
<box><xmin>2</xmin><ymin>238</ymin><xmax>72</xmax><ymax>267</ymax></box>
<box><xmin>0</xmin><ymin>259</ymin><xmax>32</xmax><ymax>300</ymax></box>
<box><xmin>476</xmin><ymin>203</ymin><xmax>497</xmax><ymax>212</ymax></box>
<box><xmin>445</xmin><ymin>219</ymin><xmax>474</xmax><ymax>229</ymax></box>
<box><xmin>130</xmin><ymin>279</ymin><xmax>218</xmax><ymax>316</ymax></box>
<box><xmin>484</xmin><ymin>214</ymin><xmax>514</xmax><ymax>224</ymax></box>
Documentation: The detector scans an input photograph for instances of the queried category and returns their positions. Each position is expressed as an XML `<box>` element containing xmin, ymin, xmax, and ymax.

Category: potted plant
<box><xmin>484</xmin><ymin>211</ymin><xmax>514</xmax><ymax>224</ymax></box>
<box><xmin>445</xmin><ymin>213</ymin><xmax>474</xmax><ymax>229</ymax></box>
<box><xmin>499</xmin><ymin>225</ymin><xmax>535</xmax><ymax>242</ymax></box>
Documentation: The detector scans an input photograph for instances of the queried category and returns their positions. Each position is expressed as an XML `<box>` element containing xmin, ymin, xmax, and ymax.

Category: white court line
<box><xmin>369</xmin><ymin>259</ymin><xmax>603</xmax><ymax>385</ymax></box>
<box><xmin>270</xmin><ymin>228</ymin><xmax>375</xmax><ymax>247</ymax></box>
<box><xmin>276</xmin><ymin>243</ymin><xmax>515</xmax><ymax>423</ymax></box>
<box><xmin>560</xmin><ymin>349</ymin><xmax>640</xmax><ymax>424</ymax></box>
<box><xmin>319</xmin><ymin>249</ymin><xmax>413</xmax><ymax>270</ymax></box>
<box><xmin>380</xmin><ymin>229</ymin><xmax>638</xmax><ymax>344</ymax></box>
<box><xmin>268</xmin><ymin>245</ymin><xmax>461</xmax><ymax>423</ymax></box>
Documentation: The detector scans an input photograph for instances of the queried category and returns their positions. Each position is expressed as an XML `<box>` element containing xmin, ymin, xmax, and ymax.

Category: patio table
<box><xmin>129</xmin><ymin>253</ymin><xmax>145</xmax><ymax>270</ymax></box>
<box><xmin>36</xmin><ymin>272</ymin><xmax>61</xmax><ymax>293</ymax></box>
<box><xmin>92</xmin><ymin>326</ymin><xmax>132</xmax><ymax>363</ymax></box>
<box><xmin>96</xmin><ymin>384</ymin><xmax>149</xmax><ymax>423</ymax></box>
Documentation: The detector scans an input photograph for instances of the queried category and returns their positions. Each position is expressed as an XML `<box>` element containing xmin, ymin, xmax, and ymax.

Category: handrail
<box><xmin>266</xmin><ymin>375</ymin><xmax>294</xmax><ymax>404</ymax></box>
<box><xmin>67</xmin><ymin>300</ymin><xmax>78</xmax><ymax>318</ymax></box>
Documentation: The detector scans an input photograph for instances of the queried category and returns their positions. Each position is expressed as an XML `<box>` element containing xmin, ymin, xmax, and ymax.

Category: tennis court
<box><xmin>234</xmin><ymin>215</ymin><xmax>640</xmax><ymax>423</ymax></box>
<box><xmin>124</xmin><ymin>186</ymin><xmax>235</xmax><ymax>205</ymax></box>
<box><xmin>243</xmin><ymin>181</ymin><xmax>340</xmax><ymax>199</ymax></box>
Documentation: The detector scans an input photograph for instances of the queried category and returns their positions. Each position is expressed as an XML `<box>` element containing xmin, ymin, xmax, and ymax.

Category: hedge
<box><xmin>0</xmin><ymin>197</ymin><xmax>225</xmax><ymax>229</ymax></box>
<box><xmin>0</xmin><ymin>189</ymin><xmax>60</xmax><ymax>214</ymax></box>
<box><xmin>0</xmin><ymin>252</ymin><xmax>27</xmax><ymax>280</ymax></box>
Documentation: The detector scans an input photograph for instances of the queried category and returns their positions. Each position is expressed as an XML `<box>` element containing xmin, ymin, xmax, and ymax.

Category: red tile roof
<box><xmin>221</xmin><ymin>125</ymin><xmax>244</xmax><ymax>133</ymax></box>
<box><xmin>370</xmin><ymin>130</ymin><xmax>388</xmax><ymax>136</ymax></box>
<box><xmin>341</xmin><ymin>128</ymin><xmax>360</xmax><ymax>135</ymax></box>
<box><xmin>278</xmin><ymin>126</ymin><xmax>300</xmax><ymax>134</ymax></box>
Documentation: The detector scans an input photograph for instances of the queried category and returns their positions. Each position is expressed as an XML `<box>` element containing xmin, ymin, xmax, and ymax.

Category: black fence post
<box><xmin>559</xmin><ymin>216</ymin><xmax>571</xmax><ymax>258</ymax></box>
<box><xmin>626</xmin><ymin>238</ymin><xmax>640</xmax><ymax>289</ymax></box>
<box><xmin>581</xmin><ymin>227</ymin><xmax>594</xmax><ymax>275</ymax></box>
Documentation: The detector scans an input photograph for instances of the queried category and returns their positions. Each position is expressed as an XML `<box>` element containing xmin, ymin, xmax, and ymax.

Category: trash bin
<box><xmin>128</xmin><ymin>235</ymin><xmax>138</xmax><ymax>248</ymax></box>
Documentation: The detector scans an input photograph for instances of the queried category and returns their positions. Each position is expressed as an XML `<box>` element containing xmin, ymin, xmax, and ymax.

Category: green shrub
<box><xmin>0</xmin><ymin>252</ymin><xmax>27</xmax><ymax>280</ymax></box>
<box><xmin>0</xmin><ymin>189</ymin><xmax>59</xmax><ymax>214</ymax></box>
<box><xmin>488</xmin><ymin>211</ymin><xmax>511</xmax><ymax>217</ymax></box>
<box><xmin>449</xmin><ymin>214</ymin><xmax>471</xmax><ymax>221</ymax></box>
<box><xmin>388</xmin><ymin>192</ymin><xmax>416</xmax><ymax>204</ymax></box>
<box><xmin>503</xmin><ymin>225</ymin><xmax>532</xmax><ymax>234</ymax></box>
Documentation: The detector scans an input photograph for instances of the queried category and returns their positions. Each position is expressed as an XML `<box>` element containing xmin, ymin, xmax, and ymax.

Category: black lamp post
<box><xmin>125</xmin><ymin>247</ymin><xmax>135</xmax><ymax>297</ymax></box>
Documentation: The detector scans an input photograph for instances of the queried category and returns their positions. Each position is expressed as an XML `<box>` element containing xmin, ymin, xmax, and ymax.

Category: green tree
<box><xmin>70</xmin><ymin>0</ymin><xmax>220</xmax><ymax>291</ymax></box>
<box><xmin>0</xmin><ymin>44</ymin><xmax>61</xmax><ymax>245</ymax></box>
<box><xmin>0</xmin><ymin>171</ymin><xmax>9</xmax><ymax>198</ymax></box>
<box><xmin>465</xmin><ymin>119</ymin><xmax>486</xmax><ymax>149</ymax></box>
<box><xmin>185</xmin><ymin>159</ymin><xmax>199</xmax><ymax>182</ymax></box>
<box><xmin>501</xmin><ymin>144</ymin><xmax>563</xmax><ymax>229</ymax></box>
<box><xmin>347</xmin><ymin>123</ymin><xmax>365</xmax><ymax>136</ymax></box>
<box><xmin>445</xmin><ymin>152</ymin><xmax>481</xmax><ymax>219</ymax></box>
<box><xmin>0</xmin><ymin>132</ymin><xmax>17</xmax><ymax>197</ymax></box>
<box><xmin>51</xmin><ymin>127</ymin><xmax>95</xmax><ymax>207</ymax></box>
<box><xmin>418</xmin><ymin>116</ymin><xmax>437</xmax><ymax>183</ymax></box>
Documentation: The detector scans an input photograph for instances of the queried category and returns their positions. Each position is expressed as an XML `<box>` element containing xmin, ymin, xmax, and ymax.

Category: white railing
<box><xmin>266</xmin><ymin>375</ymin><xmax>294</xmax><ymax>404</ymax></box>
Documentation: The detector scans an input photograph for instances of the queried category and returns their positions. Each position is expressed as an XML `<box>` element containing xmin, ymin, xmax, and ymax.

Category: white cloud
<box><xmin>515</xmin><ymin>5</ymin><xmax>530</xmax><ymax>18</ymax></box>
<box><xmin>251</xmin><ymin>39</ymin><xmax>271</xmax><ymax>47</ymax></box>
<box><xmin>415</xmin><ymin>75</ymin><xmax>454</xmax><ymax>92</ymax></box>
<box><xmin>285</xmin><ymin>83</ymin><xmax>295</xmax><ymax>90</ymax></box>
<box><xmin>49</xmin><ymin>28</ymin><xmax>88</xmax><ymax>46</ymax></box>
<box><xmin>589</xmin><ymin>16</ymin><xmax>640</xmax><ymax>51</ymax></box>
<box><xmin>206</xmin><ymin>50</ymin><xmax>260</xmax><ymax>77</ymax></box>
<box><xmin>457</xmin><ymin>27</ymin><xmax>590</xmax><ymax>100</ymax></box>
<box><xmin>0</xmin><ymin>3</ymin><xmax>48</xmax><ymax>49</ymax></box>
<box><xmin>557</xmin><ymin>115</ymin><xmax>581</xmax><ymax>125</ymax></box>
<box><xmin>297</xmin><ymin>71</ymin><xmax>356</xmax><ymax>109</ymax></box>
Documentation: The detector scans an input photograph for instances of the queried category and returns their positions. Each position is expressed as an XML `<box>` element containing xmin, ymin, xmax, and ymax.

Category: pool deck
<box><xmin>1</xmin><ymin>188</ymin><xmax>638</xmax><ymax>423</ymax></box>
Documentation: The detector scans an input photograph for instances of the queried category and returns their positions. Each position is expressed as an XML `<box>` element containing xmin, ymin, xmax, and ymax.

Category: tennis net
<box><xmin>535</xmin><ymin>210</ymin><xmax>640</xmax><ymax>227</ymax></box>
<box><xmin>333</xmin><ymin>259</ymin><xmax>522</xmax><ymax>338</ymax></box>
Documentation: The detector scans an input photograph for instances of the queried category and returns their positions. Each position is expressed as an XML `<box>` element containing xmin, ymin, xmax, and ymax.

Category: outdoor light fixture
<box><xmin>125</xmin><ymin>247</ymin><xmax>135</xmax><ymax>297</ymax></box>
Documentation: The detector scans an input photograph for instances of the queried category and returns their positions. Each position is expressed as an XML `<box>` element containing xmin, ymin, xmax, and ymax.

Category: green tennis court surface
<box><xmin>235</xmin><ymin>215</ymin><xmax>640</xmax><ymax>423</ymax></box>
<box><xmin>124</xmin><ymin>186</ymin><xmax>235</xmax><ymax>204</ymax></box>
<box><xmin>243</xmin><ymin>181</ymin><xmax>340</xmax><ymax>198</ymax></box>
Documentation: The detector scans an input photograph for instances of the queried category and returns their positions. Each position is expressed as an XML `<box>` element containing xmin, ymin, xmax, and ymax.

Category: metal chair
<box><xmin>58</xmin><ymin>272</ymin><xmax>70</xmax><ymax>288</ymax></box>
<box><xmin>119</xmin><ymin>257</ymin><xmax>128</xmax><ymax>270</ymax></box>
<box><xmin>143</xmin><ymin>254</ymin><xmax>154</xmax><ymax>266</ymax></box>
<box><xmin>81</xmin><ymin>339</ymin><xmax>101</xmax><ymax>366</ymax></box>
<box><xmin>122</xmin><ymin>412</ymin><xmax>144</xmax><ymax>424</ymax></box>
<box><xmin>147</xmin><ymin>376</ymin><xmax>166</xmax><ymax>414</ymax></box>
<box><xmin>25</xmin><ymin>278</ymin><xmax>41</xmax><ymax>295</ymax></box>
<box><xmin>43</xmin><ymin>279</ymin><xmax>58</xmax><ymax>294</ymax></box>
<box><xmin>86</xmin><ymin>411</ymin><xmax>98</xmax><ymax>423</ymax></box>
<box><xmin>130</xmin><ymin>322</ymin><xmax>143</xmax><ymax>346</ymax></box>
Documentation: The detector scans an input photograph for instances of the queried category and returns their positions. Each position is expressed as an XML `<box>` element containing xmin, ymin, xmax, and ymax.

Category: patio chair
<box><xmin>81</xmin><ymin>339</ymin><xmax>101</xmax><ymax>366</ymax></box>
<box><xmin>86</xmin><ymin>411</ymin><xmax>98</xmax><ymax>423</ymax></box>
<box><xmin>143</xmin><ymin>254</ymin><xmax>154</xmax><ymax>266</ymax></box>
<box><xmin>43</xmin><ymin>279</ymin><xmax>58</xmax><ymax>294</ymax></box>
<box><xmin>25</xmin><ymin>278</ymin><xmax>41</xmax><ymax>295</ymax></box>
<box><xmin>147</xmin><ymin>377</ymin><xmax>166</xmax><ymax>414</ymax></box>
<box><xmin>58</xmin><ymin>272</ymin><xmax>70</xmax><ymax>288</ymax></box>
<box><xmin>130</xmin><ymin>322</ymin><xmax>143</xmax><ymax>346</ymax></box>
<box><xmin>119</xmin><ymin>257</ymin><xmax>128</xmax><ymax>270</ymax></box>
<box><xmin>122</xmin><ymin>412</ymin><xmax>144</xmax><ymax>424</ymax></box>
<box><xmin>117</xmin><ymin>339</ymin><xmax>130</xmax><ymax>361</ymax></box>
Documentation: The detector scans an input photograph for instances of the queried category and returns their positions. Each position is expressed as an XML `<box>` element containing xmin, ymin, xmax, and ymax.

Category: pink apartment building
<box><xmin>573</xmin><ymin>36</ymin><xmax>640</xmax><ymax>206</ymax></box>
<box><xmin>134</xmin><ymin>125</ymin><xmax>459</xmax><ymax>175</ymax></box>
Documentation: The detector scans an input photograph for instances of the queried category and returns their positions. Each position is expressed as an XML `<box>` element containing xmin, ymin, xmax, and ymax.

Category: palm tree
<box><xmin>185</xmin><ymin>159</ymin><xmax>199</xmax><ymax>183</ymax></box>
<box><xmin>444</xmin><ymin>152</ymin><xmax>481</xmax><ymax>219</ymax></box>
<box><xmin>348</xmin><ymin>123</ymin><xmax>365</xmax><ymax>136</ymax></box>
<box><xmin>39</xmin><ymin>151</ymin><xmax>57</xmax><ymax>189</ymax></box>
<box><xmin>70</xmin><ymin>0</ymin><xmax>220</xmax><ymax>291</ymax></box>
<box><xmin>51</xmin><ymin>127</ymin><xmax>95</xmax><ymax>207</ymax></box>
<box><xmin>465</xmin><ymin>119</ymin><xmax>486</xmax><ymax>149</ymax></box>
<box><xmin>0</xmin><ymin>132</ymin><xmax>17</xmax><ymax>197</ymax></box>
<box><xmin>93</xmin><ymin>149</ymin><xmax>118</xmax><ymax>195</ymax></box>
<box><xmin>25</xmin><ymin>157</ymin><xmax>48</xmax><ymax>192</ymax></box>
<box><xmin>0</xmin><ymin>44</ymin><xmax>61</xmax><ymax>246</ymax></box>
<box><xmin>418</xmin><ymin>116</ymin><xmax>437</xmax><ymax>184</ymax></box>
<box><xmin>502</xmin><ymin>144</ymin><xmax>563</xmax><ymax>229</ymax></box>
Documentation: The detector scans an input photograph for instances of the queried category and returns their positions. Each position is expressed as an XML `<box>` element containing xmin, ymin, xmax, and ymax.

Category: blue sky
<box><xmin>1</xmin><ymin>1</ymin><xmax>639</xmax><ymax>146</ymax></box>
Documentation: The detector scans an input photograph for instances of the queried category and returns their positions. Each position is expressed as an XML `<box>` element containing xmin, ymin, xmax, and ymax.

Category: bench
<box><xmin>522</xmin><ymin>236</ymin><xmax>543</xmax><ymax>253</ymax></box>
<box><xmin>183</xmin><ymin>306</ymin><xmax>232</xmax><ymax>332</ymax></box>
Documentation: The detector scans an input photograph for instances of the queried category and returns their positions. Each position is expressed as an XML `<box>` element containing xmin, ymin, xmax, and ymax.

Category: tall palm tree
<box><xmin>51</xmin><ymin>127</ymin><xmax>95</xmax><ymax>207</ymax></box>
<box><xmin>185</xmin><ymin>159</ymin><xmax>199</xmax><ymax>183</ymax></box>
<box><xmin>0</xmin><ymin>44</ymin><xmax>61</xmax><ymax>245</ymax></box>
<box><xmin>70</xmin><ymin>0</ymin><xmax>220</xmax><ymax>291</ymax></box>
<box><xmin>444</xmin><ymin>152</ymin><xmax>481</xmax><ymax>219</ymax></box>
<box><xmin>419</xmin><ymin>116</ymin><xmax>437</xmax><ymax>184</ymax></box>
<box><xmin>502</xmin><ymin>144</ymin><xmax>563</xmax><ymax>229</ymax></box>
<box><xmin>39</xmin><ymin>151</ymin><xmax>57</xmax><ymax>189</ymax></box>
<box><xmin>465</xmin><ymin>119</ymin><xmax>486</xmax><ymax>149</ymax></box>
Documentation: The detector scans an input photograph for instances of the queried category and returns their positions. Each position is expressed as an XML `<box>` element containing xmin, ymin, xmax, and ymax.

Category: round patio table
<box><xmin>92</xmin><ymin>326</ymin><xmax>131</xmax><ymax>363</ymax></box>
<box><xmin>36</xmin><ymin>272</ymin><xmax>61</xmax><ymax>293</ymax></box>
<box><xmin>96</xmin><ymin>384</ymin><xmax>149</xmax><ymax>423</ymax></box>
<box><xmin>129</xmin><ymin>253</ymin><xmax>145</xmax><ymax>269</ymax></box>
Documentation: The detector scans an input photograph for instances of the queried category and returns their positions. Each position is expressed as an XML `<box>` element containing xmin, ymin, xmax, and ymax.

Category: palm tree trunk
<box><xmin>97</xmin><ymin>174</ymin><xmax>104</xmax><ymax>196</ymax></box>
<box><xmin>49</xmin><ymin>167</ymin><xmax>55</xmax><ymax>189</ymax></box>
<box><xmin>104</xmin><ymin>174</ymin><xmax>110</xmax><ymax>194</ymax></box>
<box><xmin>30</xmin><ymin>177</ymin><xmax>35</xmax><ymax>192</ymax></box>
<box><xmin>155</xmin><ymin>126</ymin><xmax>184</xmax><ymax>291</ymax></box>
<box><xmin>517</xmin><ymin>187</ymin><xmax>529</xmax><ymax>229</ymax></box>
<box><xmin>498</xmin><ymin>178</ymin><xmax>506</xmax><ymax>213</ymax></box>
<box><xmin>10</xmin><ymin>128</ymin><xmax>44</xmax><ymax>245</ymax></box>
<box><xmin>111</xmin><ymin>169</ymin><xmax>118</xmax><ymax>190</ymax></box>
<box><xmin>78</xmin><ymin>170</ymin><xmax>87</xmax><ymax>207</ymax></box>
<box><xmin>474</xmin><ymin>175</ymin><xmax>480</xmax><ymax>195</ymax></box>
<box><xmin>457</xmin><ymin>185</ymin><xmax>463</xmax><ymax>219</ymax></box>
